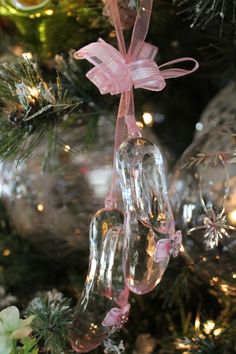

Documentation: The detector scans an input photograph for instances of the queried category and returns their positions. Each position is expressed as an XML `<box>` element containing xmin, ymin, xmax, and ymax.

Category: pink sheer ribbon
<box><xmin>74</xmin><ymin>0</ymin><xmax>199</xmax><ymax>208</ymax></box>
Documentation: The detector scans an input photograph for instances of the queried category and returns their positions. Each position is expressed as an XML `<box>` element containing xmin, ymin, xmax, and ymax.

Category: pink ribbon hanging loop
<box><xmin>74</xmin><ymin>0</ymin><xmax>199</xmax><ymax>208</ymax></box>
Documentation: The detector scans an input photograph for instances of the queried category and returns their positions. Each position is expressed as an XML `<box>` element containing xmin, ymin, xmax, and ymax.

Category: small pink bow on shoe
<box><xmin>102</xmin><ymin>303</ymin><xmax>130</xmax><ymax>329</ymax></box>
<box><xmin>154</xmin><ymin>230</ymin><xmax>183</xmax><ymax>263</ymax></box>
<box><xmin>102</xmin><ymin>287</ymin><xmax>130</xmax><ymax>329</ymax></box>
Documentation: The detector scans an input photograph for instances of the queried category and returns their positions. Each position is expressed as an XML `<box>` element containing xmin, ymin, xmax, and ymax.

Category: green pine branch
<box><xmin>25</xmin><ymin>290</ymin><xmax>72</xmax><ymax>354</ymax></box>
<box><xmin>0</xmin><ymin>55</ymin><xmax>83</xmax><ymax>162</ymax></box>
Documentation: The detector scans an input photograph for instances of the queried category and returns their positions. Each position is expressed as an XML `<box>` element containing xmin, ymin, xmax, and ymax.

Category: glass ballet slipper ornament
<box><xmin>69</xmin><ymin>208</ymin><xmax>130</xmax><ymax>353</ymax></box>
<box><xmin>117</xmin><ymin>137</ymin><xmax>181</xmax><ymax>295</ymax></box>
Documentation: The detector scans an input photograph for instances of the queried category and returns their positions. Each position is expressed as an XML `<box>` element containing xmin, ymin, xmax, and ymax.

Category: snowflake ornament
<box><xmin>189</xmin><ymin>208</ymin><xmax>236</xmax><ymax>249</ymax></box>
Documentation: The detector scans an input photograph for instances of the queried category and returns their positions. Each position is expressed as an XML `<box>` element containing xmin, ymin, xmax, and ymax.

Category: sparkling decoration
<box><xmin>69</xmin><ymin>208</ymin><xmax>130</xmax><ymax>353</ymax></box>
<box><xmin>169</xmin><ymin>121</ymin><xmax>236</xmax><ymax>295</ymax></box>
<box><xmin>117</xmin><ymin>137</ymin><xmax>179</xmax><ymax>295</ymax></box>
<box><xmin>0</xmin><ymin>120</ymin><xmax>159</xmax><ymax>263</ymax></box>
<box><xmin>188</xmin><ymin>208</ymin><xmax>235</xmax><ymax>249</ymax></box>
<box><xmin>195</xmin><ymin>82</ymin><xmax>236</xmax><ymax>138</ymax></box>
<box><xmin>0</xmin><ymin>119</ymin><xmax>115</xmax><ymax>263</ymax></box>
<box><xmin>7</xmin><ymin>0</ymin><xmax>50</xmax><ymax>11</ymax></box>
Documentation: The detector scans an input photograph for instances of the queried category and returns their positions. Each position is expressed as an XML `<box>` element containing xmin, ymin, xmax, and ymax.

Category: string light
<box><xmin>213</xmin><ymin>327</ymin><xmax>223</xmax><ymax>336</ymax></box>
<box><xmin>3</xmin><ymin>249</ymin><xmax>11</xmax><ymax>256</ymax></box>
<box><xmin>64</xmin><ymin>144</ymin><xmax>71</xmax><ymax>152</ymax></box>
<box><xmin>142</xmin><ymin>112</ymin><xmax>154</xmax><ymax>126</ymax></box>
<box><xmin>27</xmin><ymin>86</ymin><xmax>40</xmax><ymax>104</ymax></box>
<box><xmin>37</xmin><ymin>203</ymin><xmax>44</xmax><ymax>212</ymax></box>
<box><xmin>13</xmin><ymin>46</ymin><xmax>23</xmax><ymax>56</ymax></box>
<box><xmin>175</xmin><ymin>339</ymin><xmax>192</xmax><ymax>350</ymax></box>
<box><xmin>44</xmin><ymin>9</ymin><xmax>53</xmax><ymax>15</ymax></box>
<box><xmin>228</xmin><ymin>209</ymin><xmax>236</xmax><ymax>224</ymax></box>
<box><xmin>22</xmin><ymin>52</ymin><xmax>32</xmax><ymax>60</ymax></box>
<box><xmin>203</xmin><ymin>320</ymin><xmax>215</xmax><ymax>334</ymax></box>
<box><xmin>194</xmin><ymin>314</ymin><xmax>200</xmax><ymax>332</ymax></box>
<box><xmin>136</xmin><ymin>121</ymin><xmax>144</xmax><ymax>129</ymax></box>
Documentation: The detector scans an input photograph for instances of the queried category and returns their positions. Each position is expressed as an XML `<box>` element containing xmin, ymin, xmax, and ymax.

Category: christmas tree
<box><xmin>0</xmin><ymin>1</ymin><xmax>236</xmax><ymax>353</ymax></box>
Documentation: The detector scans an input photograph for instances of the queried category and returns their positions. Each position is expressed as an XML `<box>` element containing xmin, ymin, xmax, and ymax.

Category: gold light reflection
<box><xmin>175</xmin><ymin>340</ymin><xmax>192</xmax><ymax>350</ymax></box>
<box><xmin>89</xmin><ymin>322</ymin><xmax>98</xmax><ymax>333</ymax></box>
<box><xmin>142</xmin><ymin>112</ymin><xmax>154</xmax><ymax>126</ymax></box>
<box><xmin>146</xmin><ymin>233</ymin><xmax>156</xmax><ymax>257</ymax></box>
<box><xmin>219</xmin><ymin>282</ymin><xmax>236</xmax><ymax>296</ymax></box>
<box><xmin>37</xmin><ymin>203</ymin><xmax>44</xmax><ymax>212</ymax></box>
<box><xmin>13</xmin><ymin>46</ymin><xmax>23</xmax><ymax>56</ymax></box>
<box><xmin>28</xmin><ymin>86</ymin><xmax>40</xmax><ymax>98</ymax></box>
<box><xmin>22</xmin><ymin>52</ymin><xmax>32</xmax><ymax>60</ymax></box>
<box><xmin>157</xmin><ymin>212</ymin><xmax>166</xmax><ymax>222</ymax></box>
<box><xmin>213</xmin><ymin>328</ymin><xmax>223</xmax><ymax>336</ymax></box>
<box><xmin>101</xmin><ymin>222</ymin><xmax>109</xmax><ymax>237</ymax></box>
<box><xmin>203</xmin><ymin>320</ymin><xmax>215</xmax><ymax>334</ymax></box>
<box><xmin>136</xmin><ymin>121</ymin><xmax>144</xmax><ymax>129</ymax></box>
<box><xmin>194</xmin><ymin>314</ymin><xmax>200</xmax><ymax>332</ymax></box>
<box><xmin>3</xmin><ymin>249</ymin><xmax>11</xmax><ymax>257</ymax></box>
<box><xmin>27</xmin><ymin>86</ymin><xmax>40</xmax><ymax>104</ymax></box>
<box><xmin>64</xmin><ymin>144</ymin><xmax>71</xmax><ymax>152</ymax></box>
<box><xmin>228</xmin><ymin>209</ymin><xmax>236</xmax><ymax>224</ymax></box>
<box><xmin>44</xmin><ymin>9</ymin><xmax>53</xmax><ymax>15</ymax></box>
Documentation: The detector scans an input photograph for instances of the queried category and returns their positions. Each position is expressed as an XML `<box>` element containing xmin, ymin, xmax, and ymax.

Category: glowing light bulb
<box><xmin>28</xmin><ymin>86</ymin><xmax>40</xmax><ymax>98</ymax></box>
<box><xmin>228</xmin><ymin>209</ymin><xmax>236</xmax><ymax>224</ymax></box>
<box><xmin>64</xmin><ymin>145</ymin><xmax>71</xmax><ymax>152</ymax></box>
<box><xmin>3</xmin><ymin>249</ymin><xmax>11</xmax><ymax>256</ymax></box>
<box><xmin>37</xmin><ymin>203</ymin><xmax>44</xmax><ymax>212</ymax></box>
<box><xmin>194</xmin><ymin>314</ymin><xmax>200</xmax><ymax>332</ymax></box>
<box><xmin>22</xmin><ymin>52</ymin><xmax>32</xmax><ymax>60</ymax></box>
<box><xmin>204</xmin><ymin>320</ymin><xmax>215</xmax><ymax>334</ymax></box>
<box><xmin>142</xmin><ymin>112</ymin><xmax>154</xmax><ymax>126</ymax></box>
<box><xmin>44</xmin><ymin>9</ymin><xmax>53</xmax><ymax>15</ymax></box>
<box><xmin>213</xmin><ymin>328</ymin><xmax>223</xmax><ymax>336</ymax></box>
<box><xmin>195</xmin><ymin>122</ymin><xmax>203</xmax><ymax>131</ymax></box>
<box><xmin>136</xmin><ymin>121</ymin><xmax>144</xmax><ymax>129</ymax></box>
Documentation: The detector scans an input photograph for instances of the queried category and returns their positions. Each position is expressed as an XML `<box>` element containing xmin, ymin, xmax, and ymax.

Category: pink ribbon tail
<box><xmin>160</xmin><ymin>57</ymin><xmax>199</xmax><ymax>79</ymax></box>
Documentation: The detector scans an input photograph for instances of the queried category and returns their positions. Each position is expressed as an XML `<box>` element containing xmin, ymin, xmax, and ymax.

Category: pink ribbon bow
<box><xmin>102</xmin><ymin>303</ymin><xmax>130</xmax><ymax>328</ymax></box>
<box><xmin>74</xmin><ymin>39</ymin><xmax>198</xmax><ymax>96</ymax></box>
<box><xmin>74</xmin><ymin>0</ymin><xmax>199</xmax><ymax>208</ymax></box>
<box><xmin>154</xmin><ymin>230</ymin><xmax>183</xmax><ymax>263</ymax></box>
